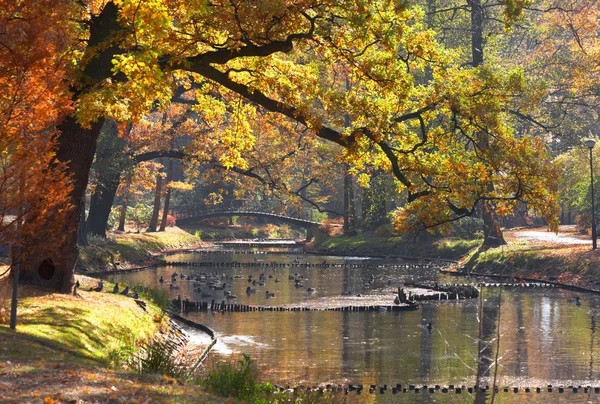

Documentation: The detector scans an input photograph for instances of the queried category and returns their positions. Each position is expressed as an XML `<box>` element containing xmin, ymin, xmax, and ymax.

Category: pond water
<box><xmin>108</xmin><ymin>247</ymin><xmax>600</xmax><ymax>401</ymax></box>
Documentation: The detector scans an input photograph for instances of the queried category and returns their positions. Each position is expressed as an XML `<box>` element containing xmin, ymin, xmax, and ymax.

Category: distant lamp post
<box><xmin>586</xmin><ymin>138</ymin><xmax>597</xmax><ymax>250</ymax></box>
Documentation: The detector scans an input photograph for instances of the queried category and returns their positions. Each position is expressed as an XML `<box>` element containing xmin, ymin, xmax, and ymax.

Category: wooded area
<box><xmin>1</xmin><ymin>0</ymin><xmax>599</xmax><ymax>292</ymax></box>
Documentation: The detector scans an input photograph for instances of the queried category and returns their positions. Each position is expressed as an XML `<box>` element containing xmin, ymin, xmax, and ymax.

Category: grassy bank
<box><xmin>457</xmin><ymin>229</ymin><xmax>600</xmax><ymax>288</ymax></box>
<box><xmin>0</xmin><ymin>275</ymin><xmax>220</xmax><ymax>403</ymax></box>
<box><xmin>77</xmin><ymin>226</ymin><xmax>202</xmax><ymax>273</ymax></box>
<box><xmin>309</xmin><ymin>233</ymin><xmax>482</xmax><ymax>261</ymax></box>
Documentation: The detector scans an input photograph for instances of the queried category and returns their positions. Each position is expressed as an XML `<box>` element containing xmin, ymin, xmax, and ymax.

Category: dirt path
<box><xmin>506</xmin><ymin>225</ymin><xmax>591</xmax><ymax>245</ymax></box>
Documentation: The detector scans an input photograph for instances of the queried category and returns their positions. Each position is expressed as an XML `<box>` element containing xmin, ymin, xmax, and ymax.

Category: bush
<box><xmin>128</xmin><ymin>333</ymin><xmax>189</xmax><ymax>379</ymax></box>
<box><xmin>107</xmin><ymin>207</ymin><xmax>121</xmax><ymax>230</ymax></box>
<box><xmin>576</xmin><ymin>212</ymin><xmax>591</xmax><ymax>234</ymax></box>
<box><xmin>128</xmin><ymin>204</ymin><xmax>153</xmax><ymax>233</ymax></box>
<box><xmin>375</xmin><ymin>223</ymin><xmax>396</xmax><ymax>237</ymax></box>
<box><xmin>203</xmin><ymin>354</ymin><xmax>261</xmax><ymax>400</ymax></box>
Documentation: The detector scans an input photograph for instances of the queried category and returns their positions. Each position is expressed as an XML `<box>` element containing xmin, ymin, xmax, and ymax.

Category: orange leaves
<box><xmin>0</xmin><ymin>0</ymin><xmax>74</xmax><ymax>260</ymax></box>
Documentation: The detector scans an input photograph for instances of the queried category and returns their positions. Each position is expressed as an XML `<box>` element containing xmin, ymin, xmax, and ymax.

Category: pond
<box><xmin>107</xmin><ymin>247</ymin><xmax>600</xmax><ymax>401</ymax></box>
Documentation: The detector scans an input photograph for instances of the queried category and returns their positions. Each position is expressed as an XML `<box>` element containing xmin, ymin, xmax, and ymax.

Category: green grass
<box><xmin>77</xmin><ymin>226</ymin><xmax>200</xmax><ymax>272</ymax></box>
<box><xmin>311</xmin><ymin>234</ymin><xmax>482</xmax><ymax>260</ymax></box>
<box><xmin>0</xmin><ymin>284</ymin><xmax>162</xmax><ymax>365</ymax></box>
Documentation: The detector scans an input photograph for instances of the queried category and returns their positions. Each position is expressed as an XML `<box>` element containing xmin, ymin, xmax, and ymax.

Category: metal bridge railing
<box><xmin>174</xmin><ymin>199</ymin><xmax>319</xmax><ymax>223</ymax></box>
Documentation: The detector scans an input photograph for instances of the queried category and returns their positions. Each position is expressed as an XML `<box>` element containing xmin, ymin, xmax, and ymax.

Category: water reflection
<box><xmin>108</xmin><ymin>248</ymin><xmax>600</xmax><ymax>396</ymax></box>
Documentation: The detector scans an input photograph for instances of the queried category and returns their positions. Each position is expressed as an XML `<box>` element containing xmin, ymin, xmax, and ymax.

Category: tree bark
<box><xmin>87</xmin><ymin>177</ymin><xmax>119</xmax><ymax>237</ymax></box>
<box><xmin>469</xmin><ymin>0</ymin><xmax>505</xmax><ymax>247</ymax></box>
<box><xmin>19</xmin><ymin>116</ymin><xmax>104</xmax><ymax>292</ymax></box>
<box><xmin>469</xmin><ymin>0</ymin><xmax>484</xmax><ymax>67</ymax></box>
<box><xmin>87</xmin><ymin>121</ymin><xmax>130</xmax><ymax>237</ymax></box>
<box><xmin>77</xmin><ymin>196</ymin><xmax>88</xmax><ymax>246</ymax></box>
<box><xmin>159</xmin><ymin>158</ymin><xmax>173</xmax><ymax>231</ymax></box>
<box><xmin>343</xmin><ymin>170</ymin><xmax>350</xmax><ymax>235</ymax></box>
<box><xmin>147</xmin><ymin>158</ymin><xmax>163</xmax><ymax>232</ymax></box>
<box><xmin>19</xmin><ymin>2</ymin><xmax>123</xmax><ymax>292</ymax></box>
<box><xmin>118</xmin><ymin>193</ymin><xmax>128</xmax><ymax>232</ymax></box>
<box><xmin>482</xmin><ymin>202</ymin><xmax>506</xmax><ymax>247</ymax></box>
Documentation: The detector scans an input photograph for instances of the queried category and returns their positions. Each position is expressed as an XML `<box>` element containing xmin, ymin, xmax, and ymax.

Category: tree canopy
<box><xmin>4</xmin><ymin>0</ymin><xmax>587</xmax><ymax>290</ymax></box>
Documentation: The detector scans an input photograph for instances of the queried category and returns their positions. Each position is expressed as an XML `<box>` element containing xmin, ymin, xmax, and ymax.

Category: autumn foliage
<box><xmin>0</xmin><ymin>1</ymin><xmax>73</xmax><ymax>262</ymax></box>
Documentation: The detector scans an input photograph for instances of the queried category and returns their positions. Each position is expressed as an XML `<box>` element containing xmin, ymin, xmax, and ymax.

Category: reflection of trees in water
<box><xmin>419</xmin><ymin>303</ymin><xmax>434</xmax><ymax>378</ymax></box>
<box><xmin>474</xmin><ymin>288</ymin><xmax>499</xmax><ymax>404</ymax></box>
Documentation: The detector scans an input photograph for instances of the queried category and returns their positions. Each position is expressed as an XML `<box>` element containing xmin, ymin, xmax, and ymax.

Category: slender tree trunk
<box><xmin>87</xmin><ymin>174</ymin><xmax>120</xmax><ymax>237</ymax></box>
<box><xmin>87</xmin><ymin>121</ymin><xmax>130</xmax><ymax>237</ymax></box>
<box><xmin>344</xmin><ymin>169</ymin><xmax>350</xmax><ymax>235</ymax></box>
<box><xmin>159</xmin><ymin>158</ymin><xmax>173</xmax><ymax>231</ymax></box>
<box><xmin>118</xmin><ymin>193</ymin><xmax>128</xmax><ymax>232</ymax></box>
<box><xmin>148</xmin><ymin>158</ymin><xmax>163</xmax><ymax>232</ymax></box>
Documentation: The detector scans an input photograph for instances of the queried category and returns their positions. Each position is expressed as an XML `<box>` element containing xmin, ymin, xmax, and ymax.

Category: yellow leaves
<box><xmin>357</xmin><ymin>173</ymin><xmax>371</xmax><ymax>188</ymax></box>
<box><xmin>167</xmin><ymin>181</ymin><xmax>194</xmax><ymax>191</ymax></box>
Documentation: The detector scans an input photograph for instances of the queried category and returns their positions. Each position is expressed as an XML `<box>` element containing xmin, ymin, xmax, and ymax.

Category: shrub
<box><xmin>203</xmin><ymin>354</ymin><xmax>261</xmax><ymax>400</ymax></box>
<box><xmin>576</xmin><ymin>212</ymin><xmax>591</xmax><ymax>234</ymax></box>
<box><xmin>128</xmin><ymin>204</ymin><xmax>153</xmax><ymax>233</ymax></box>
<box><xmin>128</xmin><ymin>333</ymin><xmax>188</xmax><ymax>379</ymax></box>
<box><xmin>375</xmin><ymin>223</ymin><xmax>396</xmax><ymax>237</ymax></box>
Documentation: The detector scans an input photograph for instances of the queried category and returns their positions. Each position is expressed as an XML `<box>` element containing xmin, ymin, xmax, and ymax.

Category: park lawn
<box><xmin>77</xmin><ymin>226</ymin><xmax>202</xmax><ymax>273</ymax></box>
<box><xmin>310</xmin><ymin>234</ymin><xmax>482</xmax><ymax>261</ymax></box>
<box><xmin>456</xmin><ymin>231</ymin><xmax>600</xmax><ymax>288</ymax></box>
<box><xmin>0</xmin><ymin>275</ymin><xmax>220</xmax><ymax>403</ymax></box>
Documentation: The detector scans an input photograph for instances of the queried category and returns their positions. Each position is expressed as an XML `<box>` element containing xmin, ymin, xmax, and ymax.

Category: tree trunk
<box><xmin>147</xmin><ymin>158</ymin><xmax>163</xmax><ymax>232</ymax></box>
<box><xmin>159</xmin><ymin>158</ymin><xmax>173</xmax><ymax>231</ymax></box>
<box><xmin>343</xmin><ymin>170</ymin><xmax>350</xmax><ymax>235</ymax></box>
<box><xmin>469</xmin><ymin>0</ymin><xmax>505</xmax><ymax>247</ymax></box>
<box><xmin>77</xmin><ymin>196</ymin><xmax>88</xmax><ymax>246</ymax></box>
<box><xmin>482</xmin><ymin>202</ymin><xmax>506</xmax><ymax>247</ymax></box>
<box><xmin>19</xmin><ymin>2</ymin><xmax>123</xmax><ymax>292</ymax></box>
<box><xmin>19</xmin><ymin>116</ymin><xmax>105</xmax><ymax>292</ymax></box>
<box><xmin>118</xmin><ymin>193</ymin><xmax>129</xmax><ymax>232</ymax></box>
<box><xmin>86</xmin><ymin>121</ymin><xmax>130</xmax><ymax>237</ymax></box>
<box><xmin>87</xmin><ymin>174</ymin><xmax>120</xmax><ymax>237</ymax></box>
<box><xmin>469</xmin><ymin>0</ymin><xmax>484</xmax><ymax>67</ymax></box>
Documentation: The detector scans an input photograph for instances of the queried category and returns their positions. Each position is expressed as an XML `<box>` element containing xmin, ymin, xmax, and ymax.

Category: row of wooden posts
<box><xmin>174</xmin><ymin>298</ymin><xmax>419</xmax><ymax>313</ymax></box>
<box><xmin>164</xmin><ymin>260</ymin><xmax>437</xmax><ymax>270</ymax></box>
<box><xmin>267</xmin><ymin>383</ymin><xmax>600</xmax><ymax>395</ymax></box>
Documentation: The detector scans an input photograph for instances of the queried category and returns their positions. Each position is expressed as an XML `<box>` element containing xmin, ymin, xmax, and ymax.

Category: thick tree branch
<box><xmin>184</xmin><ymin>65</ymin><xmax>354</xmax><ymax>148</ymax></box>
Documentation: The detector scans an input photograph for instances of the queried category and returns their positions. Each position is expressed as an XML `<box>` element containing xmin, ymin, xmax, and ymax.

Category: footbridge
<box><xmin>174</xmin><ymin>199</ymin><xmax>322</xmax><ymax>238</ymax></box>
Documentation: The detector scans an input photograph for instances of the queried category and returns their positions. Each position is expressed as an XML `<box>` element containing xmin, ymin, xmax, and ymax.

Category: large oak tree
<box><xmin>10</xmin><ymin>0</ymin><xmax>559</xmax><ymax>292</ymax></box>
